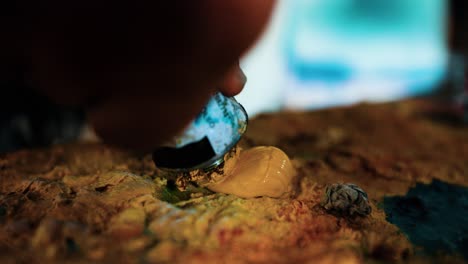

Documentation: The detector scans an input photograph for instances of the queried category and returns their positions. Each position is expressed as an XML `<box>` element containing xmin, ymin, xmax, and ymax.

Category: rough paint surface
<box><xmin>0</xmin><ymin>100</ymin><xmax>467</xmax><ymax>263</ymax></box>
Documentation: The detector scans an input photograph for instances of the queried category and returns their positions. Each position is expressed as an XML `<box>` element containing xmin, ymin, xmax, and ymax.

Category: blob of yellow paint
<box><xmin>207</xmin><ymin>146</ymin><xmax>296</xmax><ymax>198</ymax></box>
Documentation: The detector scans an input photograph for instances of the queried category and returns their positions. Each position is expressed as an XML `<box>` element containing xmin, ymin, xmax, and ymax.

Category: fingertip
<box><xmin>219</xmin><ymin>66</ymin><xmax>247</xmax><ymax>97</ymax></box>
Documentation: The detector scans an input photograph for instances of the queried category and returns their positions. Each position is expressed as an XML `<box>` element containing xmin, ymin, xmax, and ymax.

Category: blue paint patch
<box><xmin>383</xmin><ymin>180</ymin><xmax>468</xmax><ymax>259</ymax></box>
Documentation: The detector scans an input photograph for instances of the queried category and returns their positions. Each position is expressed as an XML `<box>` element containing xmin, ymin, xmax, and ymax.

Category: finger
<box><xmin>29</xmin><ymin>1</ymin><xmax>274</xmax><ymax>106</ymax></box>
<box><xmin>88</xmin><ymin>86</ymin><xmax>213</xmax><ymax>152</ymax></box>
<box><xmin>25</xmin><ymin>1</ymin><xmax>275</xmax><ymax>151</ymax></box>
<box><xmin>219</xmin><ymin>64</ymin><xmax>247</xmax><ymax>97</ymax></box>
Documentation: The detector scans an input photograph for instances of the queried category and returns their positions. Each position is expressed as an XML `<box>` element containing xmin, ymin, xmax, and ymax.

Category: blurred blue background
<box><xmin>237</xmin><ymin>0</ymin><xmax>448</xmax><ymax>115</ymax></box>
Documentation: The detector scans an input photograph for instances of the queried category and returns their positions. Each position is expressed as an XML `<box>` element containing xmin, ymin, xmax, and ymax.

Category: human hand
<box><xmin>24</xmin><ymin>1</ymin><xmax>273</xmax><ymax>151</ymax></box>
